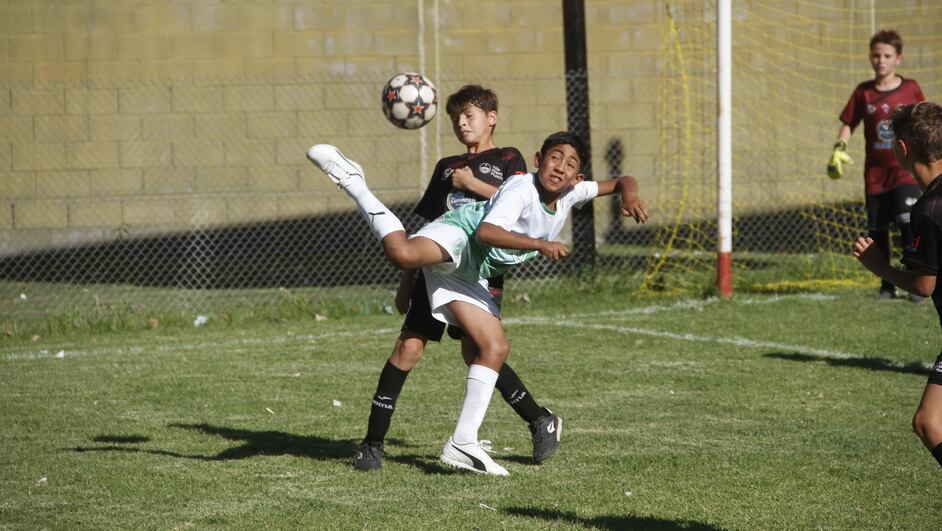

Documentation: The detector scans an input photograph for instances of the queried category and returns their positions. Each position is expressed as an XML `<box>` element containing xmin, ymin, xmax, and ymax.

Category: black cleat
<box><xmin>353</xmin><ymin>441</ymin><xmax>384</xmax><ymax>471</ymax></box>
<box><xmin>529</xmin><ymin>409</ymin><xmax>562</xmax><ymax>463</ymax></box>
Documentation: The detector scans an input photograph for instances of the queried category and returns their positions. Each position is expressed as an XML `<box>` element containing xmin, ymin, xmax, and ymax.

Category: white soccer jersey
<box><xmin>435</xmin><ymin>172</ymin><xmax>599</xmax><ymax>281</ymax></box>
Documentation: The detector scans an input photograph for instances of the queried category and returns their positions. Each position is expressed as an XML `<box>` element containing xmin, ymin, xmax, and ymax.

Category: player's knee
<box><xmin>477</xmin><ymin>337</ymin><xmax>509</xmax><ymax>364</ymax></box>
<box><xmin>391</xmin><ymin>338</ymin><xmax>425</xmax><ymax>369</ymax></box>
<box><xmin>912</xmin><ymin>407</ymin><xmax>939</xmax><ymax>444</ymax></box>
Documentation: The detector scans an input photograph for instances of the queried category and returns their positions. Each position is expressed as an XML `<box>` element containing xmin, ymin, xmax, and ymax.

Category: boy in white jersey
<box><xmin>307</xmin><ymin>131</ymin><xmax>648</xmax><ymax>475</ymax></box>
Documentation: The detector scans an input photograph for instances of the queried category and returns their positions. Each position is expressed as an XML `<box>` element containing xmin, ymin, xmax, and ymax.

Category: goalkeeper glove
<box><xmin>827</xmin><ymin>140</ymin><xmax>853</xmax><ymax>180</ymax></box>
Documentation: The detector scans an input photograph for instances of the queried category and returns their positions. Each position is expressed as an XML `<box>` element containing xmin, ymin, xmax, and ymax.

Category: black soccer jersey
<box><xmin>901</xmin><ymin>174</ymin><xmax>942</xmax><ymax>329</ymax></box>
<box><xmin>414</xmin><ymin>147</ymin><xmax>528</xmax><ymax>221</ymax></box>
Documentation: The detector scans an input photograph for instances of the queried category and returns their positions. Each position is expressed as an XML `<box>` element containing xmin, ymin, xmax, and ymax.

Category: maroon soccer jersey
<box><xmin>839</xmin><ymin>77</ymin><xmax>925</xmax><ymax>195</ymax></box>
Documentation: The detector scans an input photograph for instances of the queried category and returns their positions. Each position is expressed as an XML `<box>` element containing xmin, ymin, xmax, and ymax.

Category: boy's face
<box><xmin>870</xmin><ymin>42</ymin><xmax>901</xmax><ymax>78</ymax></box>
<box><xmin>449</xmin><ymin>104</ymin><xmax>496</xmax><ymax>147</ymax></box>
<box><xmin>534</xmin><ymin>143</ymin><xmax>584</xmax><ymax>194</ymax></box>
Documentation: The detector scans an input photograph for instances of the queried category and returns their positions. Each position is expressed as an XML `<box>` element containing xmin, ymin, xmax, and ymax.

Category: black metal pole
<box><xmin>562</xmin><ymin>0</ymin><xmax>596</xmax><ymax>267</ymax></box>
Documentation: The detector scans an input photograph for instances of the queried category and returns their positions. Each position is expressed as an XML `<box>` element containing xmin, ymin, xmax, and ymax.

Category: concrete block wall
<box><xmin>1</xmin><ymin>0</ymin><xmax>940</xmax><ymax>254</ymax></box>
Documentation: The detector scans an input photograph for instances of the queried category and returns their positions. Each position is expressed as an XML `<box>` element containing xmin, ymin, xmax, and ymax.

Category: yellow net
<box><xmin>640</xmin><ymin>0</ymin><xmax>942</xmax><ymax>295</ymax></box>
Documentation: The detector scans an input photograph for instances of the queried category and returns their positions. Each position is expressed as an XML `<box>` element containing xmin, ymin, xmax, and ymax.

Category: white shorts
<box><xmin>411</xmin><ymin>222</ymin><xmax>500</xmax><ymax>326</ymax></box>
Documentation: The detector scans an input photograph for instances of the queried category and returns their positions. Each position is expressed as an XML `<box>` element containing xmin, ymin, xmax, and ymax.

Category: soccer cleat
<box><xmin>909</xmin><ymin>292</ymin><xmax>929</xmax><ymax>303</ymax></box>
<box><xmin>352</xmin><ymin>441</ymin><xmax>384</xmax><ymax>471</ymax></box>
<box><xmin>529</xmin><ymin>408</ymin><xmax>562</xmax><ymax>463</ymax></box>
<box><xmin>439</xmin><ymin>437</ymin><xmax>509</xmax><ymax>476</ymax></box>
<box><xmin>876</xmin><ymin>288</ymin><xmax>898</xmax><ymax>300</ymax></box>
<box><xmin>306</xmin><ymin>144</ymin><xmax>365</xmax><ymax>190</ymax></box>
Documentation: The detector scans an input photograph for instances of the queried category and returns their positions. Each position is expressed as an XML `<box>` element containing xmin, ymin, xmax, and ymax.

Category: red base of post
<box><xmin>717</xmin><ymin>251</ymin><xmax>733</xmax><ymax>299</ymax></box>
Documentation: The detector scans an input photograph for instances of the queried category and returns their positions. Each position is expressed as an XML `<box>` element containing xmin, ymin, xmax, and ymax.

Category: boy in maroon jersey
<box><xmin>853</xmin><ymin>101</ymin><xmax>942</xmax><ymax>468</ymax></box>
<box><xmin>351</xmin><ymin>85</ymin><xmax>562</xmax><ymax>471</ymax></box>
<box><xmin>829</xmin><ymin>29</ymin><xmax>926</xmax><ymax>299</ymax></box>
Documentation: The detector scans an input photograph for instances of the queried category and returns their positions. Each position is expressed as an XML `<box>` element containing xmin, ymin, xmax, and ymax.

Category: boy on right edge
<box><xmin>852</xmin><ymin>101</ymin><xmax>942</xmax><ymax>468</ymax></box>
<box><xmin>829</xmin><ymin>29</ymin><xmax>926</xmax><ymax>300</ymax></box>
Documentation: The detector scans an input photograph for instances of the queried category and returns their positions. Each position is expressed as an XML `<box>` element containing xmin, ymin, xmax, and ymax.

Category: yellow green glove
<box><xmin>827</xmin><ymin>140</ymin><xmax>853</xmax><ymax>180</ymax></box>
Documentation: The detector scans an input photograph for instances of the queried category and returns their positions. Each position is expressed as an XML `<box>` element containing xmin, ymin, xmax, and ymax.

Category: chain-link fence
<box><xmin>2</xmin><ymin>0</ymin><xmax>942</xmax><ymax>325</ymax></box>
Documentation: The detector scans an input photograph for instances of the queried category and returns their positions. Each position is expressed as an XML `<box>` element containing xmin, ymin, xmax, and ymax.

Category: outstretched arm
<box><xmin>853</xmin><ymin>236</ymin><xmax>936</xmax><ymax>296</ymax></box>
<box><xmin>476</xmin><ymin>222</ymin><xmax>569</xmax><ymax>260</ymax></box>
<box><xmin>596</xmin><ymin>175</ymin><xmax>648</xmax><ymax>223</ymax></box>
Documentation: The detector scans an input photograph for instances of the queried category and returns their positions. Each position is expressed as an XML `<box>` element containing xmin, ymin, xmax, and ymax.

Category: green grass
<box><xmin>2</xmin><ymin>287</ymin><xmax>941</xmax><ymax>528</ymax></box>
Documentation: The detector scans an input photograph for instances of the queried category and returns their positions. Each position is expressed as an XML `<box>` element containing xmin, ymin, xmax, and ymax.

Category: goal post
<box><xmin>717</xmin><ymin>0</ymin><xmax>733</xmax><ymax>298</ymax></box>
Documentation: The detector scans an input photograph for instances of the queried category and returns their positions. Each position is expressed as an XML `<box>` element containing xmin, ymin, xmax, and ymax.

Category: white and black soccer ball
<box><xmin>381</xmin><ymin>72</ymin><xmax>438</xmax><ymax>130</ymax></box>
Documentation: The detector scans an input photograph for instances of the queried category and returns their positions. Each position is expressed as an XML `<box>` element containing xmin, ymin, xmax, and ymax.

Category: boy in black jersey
<box><xmin>853</xmin><ymin>101</ymin><xmax>942</xmax><ymax>468</ymax></box>
<box><xmin>352</xmin><ymin>85</ymin><xmax>562</xmax><ymax>471</ymax></box>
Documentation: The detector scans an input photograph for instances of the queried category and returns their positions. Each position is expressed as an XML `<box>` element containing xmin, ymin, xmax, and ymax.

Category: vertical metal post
<box><xmin>562</xmin><ymin>0</ymin><xmax>596</xmax><ymax>267</ymax></box>
<box><xmin>717</xmin><ymin>0</ymin><xmax>733</xmax><ymax>298</ymax></box>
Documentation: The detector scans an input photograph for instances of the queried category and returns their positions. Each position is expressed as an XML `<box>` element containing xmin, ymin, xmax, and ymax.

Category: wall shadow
<box><xmin>764</xmin><ymin>351</ymin><xmax>931</xmax><ymax>376</ymax></box>
<box><xmin>1</xmin><ymin>199</ymin><xmax>863</xmax><ymax>290</ymax></box>
<box><xmin>606</xmin><ymin>201</ymin><xmax>866</xmax><ymax>253</ymax></box>
<box><xmin>0</xmin><ymin>203</ymin><xmax>426</xmax><ymax>289</ymax></box>
<box><xmin>504</xmin><ymin>507</ymin><xmax>724</xmax><ymax>530</ymax></box>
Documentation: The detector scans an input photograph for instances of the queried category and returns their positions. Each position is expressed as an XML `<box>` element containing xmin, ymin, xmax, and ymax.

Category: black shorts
<box><xmin>865</xmin><ymin>184</ymin><xmax>921</xmax><ymax>232</ymax></box>
<box><xmin>929</xmin><ymin>351</ymin><xmax>942</xmax><ymax>386</ymax></box>
<box><xmin>401</xmin><ymin>270</ymin><xmax>504</xmax><ymax>342</ymax></box>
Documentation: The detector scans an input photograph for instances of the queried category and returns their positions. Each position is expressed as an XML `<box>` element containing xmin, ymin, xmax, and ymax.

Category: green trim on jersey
<box><xmin>437</xmin><ymin>201</ymin><xmax>540</xmax><ymax>282</ymax></box>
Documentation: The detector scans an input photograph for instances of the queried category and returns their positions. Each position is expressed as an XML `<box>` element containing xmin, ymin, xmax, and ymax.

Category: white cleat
<box><xmin>306</xmin><ymin>144</ymin><xmax>365</xmax><ymax>189</ymax></box>
<box><xmin>440</xmin><ymin>437</ymin><xmax>509</xmax><ymax>476</ymax></box>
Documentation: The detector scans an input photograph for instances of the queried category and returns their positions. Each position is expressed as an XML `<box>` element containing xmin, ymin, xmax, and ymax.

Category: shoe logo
<box><xmin>356</xmin><ymin>452</ymin><xmax>363</xmax><ymax>460</ymax></box>
<box><xmin>452</xmin><ymin>444</ymin><xmax>486</xmax><ymax>471</ymax></box>
<box><xmin>368</xmin><ymin>211</ymin><xmax>385</xmax><ymax>222</ymax></box>
<box><xmin>546</xmin><ymin>423</ymin><xmax>556</xmax><ymax>434</ymax></box>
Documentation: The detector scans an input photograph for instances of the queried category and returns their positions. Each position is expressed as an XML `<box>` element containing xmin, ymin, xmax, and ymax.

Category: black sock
<box><xmin>931</xmin><ymin>443</ymin><xmax>942</xmax><ymax>468</ymax></box>
<box><xmin>495</xmin><ymin>363</ymin><xmax>545</xmax><ymax>424</ymax></box>
<box><xmin>363</xmin><ymin>360</ymin><xmax>409</xmax><ymax>444</ymax></box>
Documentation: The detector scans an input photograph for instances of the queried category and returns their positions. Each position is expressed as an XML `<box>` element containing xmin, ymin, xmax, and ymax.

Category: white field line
<box><xmin>1</xmin><ymin>294</ymin><xmax>835</xmax><ymax>361</ymax></box>
<box><xmin>550</xmin><ymin>292</ymin><xmax>837</xmax><ymax>319</ymax></box>
<box><xmin>506</xmin><ymin>317</ymin><xmax>933</xmax><ymax>371</ymax></box>
<box><xmin>2</xmin><ymin>292</ymin><xmax>915</xmax><ymax>369</ymax></box>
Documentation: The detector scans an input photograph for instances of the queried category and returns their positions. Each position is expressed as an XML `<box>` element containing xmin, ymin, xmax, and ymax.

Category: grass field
<box><xmin>2</xmin><ymin>286</ymin><xmax>941</xmax><ymax>529</ymax></box>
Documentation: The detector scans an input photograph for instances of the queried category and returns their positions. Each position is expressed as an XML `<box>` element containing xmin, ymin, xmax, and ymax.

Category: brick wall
<box><xmin>1</xmin><ymin>0</ymin><xmax>940</xmax><ymax>253</ymax></box>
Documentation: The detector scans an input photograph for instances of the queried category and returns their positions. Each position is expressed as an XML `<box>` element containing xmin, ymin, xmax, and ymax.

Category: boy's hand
<box><xmin>852</xmin><ymin>236</ymin><xmax>884</xmax><ymax>269</ymax></box>
<box><xmin>827</xmin><ymin>140</ymin><xmax>853</xmax><ymax>180</ymax></box>
<box><xmin>621</xmin><ymin>195</ymin><xmax>648</xmax><ymax>223</ymax></box>
<box><xmin>538</xmin><ymin>241</ymin><xmax>570</xmax><ymax>261</ymax></box>
<box><xmin>451</xmin><ymin>166</ymin><xmax>475</xmax><ymax>191</ymax></box>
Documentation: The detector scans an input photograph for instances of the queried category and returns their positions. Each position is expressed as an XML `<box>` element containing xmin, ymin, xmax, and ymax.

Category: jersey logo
<box><xmin>876</xmin><ymin>120</ymin><xmax>895</xmax><ymax>143</ymax></box>
<box><xmin>906</xmin><ymin>235</ymin><xmax>921</xmax><ymax>254</ymax></box>
<box><xmin>881</xmin><ymin>103</ymin><xmax>891</xmax><ymax>114</ymax></box>
<box><xmin>866</xmin><ymin>104</ymin><xmax>876</xmax><ymax>114</ymax></box>
<box><xmin>442</xmin><ymin>167</ymin><xmax>454</xmax><ymax>181</ymax></box>
<box><xmin>479</xmin><ymin>163</ymin><xmax>503</xmax><ymax>181</ymax></box>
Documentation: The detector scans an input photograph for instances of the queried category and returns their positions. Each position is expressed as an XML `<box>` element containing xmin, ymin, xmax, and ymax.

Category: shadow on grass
<box><xmin>92</xmin><ymin>434</ymin><xmax>151</xmax><ymax>444</ymax></box>
<box><xmin>71</xmin><ymin>423</ymin><xmax>356</xmax><ymax>461</ymax></box>
<box><xmin>72</xmin><ymin>425</ymin><xmax>461</xmax><ymax>474</ymax></box>
<box><xmin>504</xmin><ymin>507</ymin><xmax>723</xmax><ymax>530</ymax></box>
<box><xmin>764</xmin><ymin>351</ymin><xmax>930</xmax><ymax>376</ymax></box>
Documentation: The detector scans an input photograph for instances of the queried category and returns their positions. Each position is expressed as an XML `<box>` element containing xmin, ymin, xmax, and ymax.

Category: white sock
<box><xmin>452</xmin><ymin>364</ymin><xmax>499</xmax><ymax>445</ymax></box>
<box><xmin>344</xmin><ymin>181</ymin><xmax>404</xmax><ymax>240</ymax></box>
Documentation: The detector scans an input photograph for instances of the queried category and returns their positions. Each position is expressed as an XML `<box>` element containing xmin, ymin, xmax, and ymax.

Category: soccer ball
<box><xmin>381</xmin><ymin>72</ymin><xmax>438</xmax><ymax>130</ymax></box>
